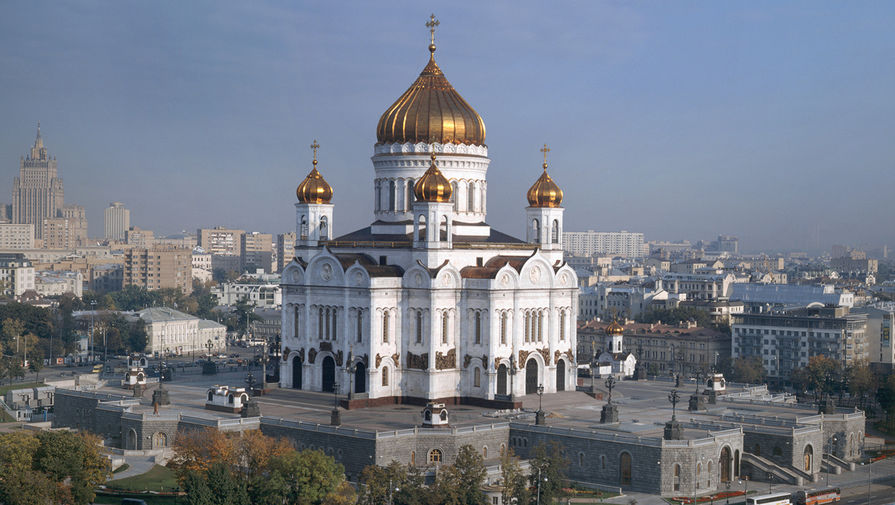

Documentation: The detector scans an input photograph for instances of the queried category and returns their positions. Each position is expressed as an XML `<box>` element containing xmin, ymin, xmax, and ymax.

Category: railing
<box><xmin>512</xmin><ymin>422</ymin><xmax>664</xmax><ymax>448</ymax></box>
<box><xmin>260</xmin><ymin>417</ymin><xmax>378</xmax><ymax>440</ymax></box>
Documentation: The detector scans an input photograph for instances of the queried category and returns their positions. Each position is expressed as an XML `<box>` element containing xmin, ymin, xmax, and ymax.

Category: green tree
<box><xmin>205</xmin><ymin>462</ymin><xmax>249</xmax><ymax>505</ymax></box>
<box><xmin>6</xmin><ymin>358</ymin><xmax>25</xmax><ymax>384</ymax></box>
<box><xmin>529</xmin><ymin>442</ymin><xmax>568</xmax><ymax>505</ymax></box>
<box><xmin>848</xmin><ymin>364</ymin><xmax>876</xmax><ymax>409</ymax></box>
<box><xmin>182</xmin><ymin>470</ymin><xmax>214</xmax><ymax>505</ymax></box>
<box><xmin>1</xmin><ymin>318</ymin><xmax>25</xmax><ymax>356</ymax></box>
<box><xmin>804</xmin><ymin>355</ymin><xmax>841</xmax><ymax>401</ymax></box>
<box><xmin>501</xmin><ymin>448</ymin><xmax>530</xmax><ymax>505</ymax></box>
<box><xmin>29</xmin><ymin>352</ymin><xmax>43</xmax><ymax>381</ymax></box>
<box><xmin>730</xmin><ymin>357</ymin><xmax>766</xmax><ymax>384</ymax></box>
<box><xmin>434</xmin><ymin>445</ymin><xmax>488</xmax><ymax>505</ymax></box>
<box><xmin>33</xmin><ymin>431</ymin><xmax>108</xmax><ymax>505</ymax></box>
<box><xmin>267</xmin><ymin>449</ymin><xmax>348</xmax><ymax>505</ymax></box>
<box><xmin>358</xmin><ymin>461</ymin><xmax>427</xmax><ymax>505</ymax></box>
<box><xmin>876</xmin><ymin>373</ymin><xmax>895</xmax><ymax>432</ymax></box>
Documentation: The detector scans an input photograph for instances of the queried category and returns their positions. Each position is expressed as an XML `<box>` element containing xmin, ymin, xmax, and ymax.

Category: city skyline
<box><xmin>1</xmin><ymin>2</ymin><xmax>893</xmax><ymax>254</ymax></box>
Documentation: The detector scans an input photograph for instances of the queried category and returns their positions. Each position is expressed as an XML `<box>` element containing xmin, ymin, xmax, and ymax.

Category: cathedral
<box><xmin>279</xmin><ymin>18</ymin><xmax>578</xmax><ymax>406</ymax></box>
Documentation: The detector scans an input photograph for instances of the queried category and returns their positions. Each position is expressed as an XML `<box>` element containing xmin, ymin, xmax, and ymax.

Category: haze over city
<box><xmin>2</xmin><ymin>1</ymin><xmax>893</xmax><ymax>253</ymax></box>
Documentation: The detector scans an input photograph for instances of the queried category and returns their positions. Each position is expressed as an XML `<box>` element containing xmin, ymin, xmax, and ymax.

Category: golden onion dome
<box><xmin>606</xmin><ymin>320</ymin><xmax>624</xmax><ymax>336</ymax></box>
<box><xmin>526</xmin><ymin>157</ymin><xmax>564</xmax><ymax>208</ymax></box>
<box><xmin>296</xmin><ymin>140</ymin><xmax>333</xmax><ymax>204</ymax></box>
<box><xmin>376</xmin><ymin>42</ymin><xmax>486</xmax><ymax>146</ymax></box>
<box><xmin>413</xmin><ymin>153</ymin><xmax>453</xmax><ymax>202</ymax></box>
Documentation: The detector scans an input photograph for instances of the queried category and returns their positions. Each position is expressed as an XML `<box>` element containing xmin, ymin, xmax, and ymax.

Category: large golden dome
<box><xmin>413</xmin><ymin>153</ymin><xmax>453</xmax><ymax>202</ymax></box>
<box><xmin>526</xmin><ymin>155</ymin><xmax>564</xmax><ymax>208</ymax></box>
<box><xmin>296</xmin><ymin>141</ymin><xmax>333</xmax><ymax>204</ymax></box>
<box><xmin>376</xmin><ymin>46</ymin><xmax>486</xmax><ymax>146</ymax></box>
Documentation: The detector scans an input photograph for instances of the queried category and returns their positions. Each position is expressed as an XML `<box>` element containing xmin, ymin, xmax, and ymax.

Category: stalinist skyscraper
<box><xmin>12</xmin><ymin>123</ymin><xmax>64</xmax><ymax>239</ymax></box>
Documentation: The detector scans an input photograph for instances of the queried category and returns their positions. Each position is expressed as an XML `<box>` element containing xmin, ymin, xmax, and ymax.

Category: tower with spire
<box><xmin>294</xmin><ymin>140</ymin><xmax>334</xmax><ymax>257</ymax></box>
<box><xmin>12</xmin><ymin>122</ymin><xmax>64</xmax><ymax>239</ymax></box>
<box><xmin>525</xmin><ymin>144</ymin><xmax>565</xmax><ymax>259</ymax></box>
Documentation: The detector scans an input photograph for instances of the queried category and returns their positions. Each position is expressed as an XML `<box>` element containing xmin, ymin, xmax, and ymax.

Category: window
<box><xmin>406</xmin><ymin>179</ymin><xmax>414</xmax><ymax>211</ymax></box>
<box><xmin>382</xmin><ymin>312</ymin><xmax>390</xmax><ymax>343</ymax></box>
<box><xmin>293</xmin><ymin>307</ymin><xmax>300</xmax><ymax>339</ymax></box>
<box><xmin>451</xmin><ymin>182</ymin><xmax>459</xmax><ymax>212</ymax></box>
<box><xmin>411</xmin><ymin>451</ymin><xmax>415</xmax><ymax>465</ymax></box>
<box><xmin>357</xmin><ymin>311</ymin><xmax>363</xmax><ymax>343</ymax></box>
<box><xmin>474</xmin><ymin>367</ymin><xmax>481</xmax><ymax>387</ymax></box>
<box><xmin>482</xmin><ymin>446</ymin><xmax>488</xmax><ymax>459</ymax></box>
<box><xmin>319</xmin><ymin>216</ymin><xmax>328</xmax><ymax>240</ymax></box>
<box><xmin>442</xmin><ymin>312</ymin><xmax>449</xmax><ymax>344</ymax></box>
<box><xmin>331</xmin><ymin>308</ymin><xmax>337</xmax><ymax>341</ymax></box>
<box><xmin>560</xmin><ymin>311</ymin><xmax>566</xmax><ymax>341</ymax></box>
<box><xmin>388</xmin><ymin>180</ymin><xmax>396</xmax><ymax>211</ymax></box>
<box><xmin>467</xmin><ymin>183</ymin><xmax>475</xmax><ymax>212</ymax></box>
<box><xmin>551</xmin><ymin>219</ymin><xmax>559</xmax><ymax>243</ymax></box>
<box><xmin>318</xmin><ymin>308</ymin><xmax>324</xmax><ymax>339</ymax></box>
<box><xmin>475</xmin><ymin>311</ymin><xmax>482</xmax><ymax>344</ymax></box>
<box><xmin>382</xmin><ymin>367</ymin><xmax>389</xmax><ymax>386</ymax></box>
<box><xmin>375</xmin><ymin>181</ymin><xmax>381</xmax><ymax>211</ymax></box>
<box><xmin>429</xmin><ymin>449</ymin><xmax>443</xmax><ymax>464</ymax></box>
<box><xmin>500</xmin><ymin>313</ymin><xmax>507</xmax><ymax>345</ymax></box>
<box><xmin>416</xmin><ymin>310</ymin><xmax>423</xmax><ymax>344</ymax></box>
<box><xmin>537</xmin><ymin>311</ymin><xmax>543</xmax><ymax>341</ymax></box>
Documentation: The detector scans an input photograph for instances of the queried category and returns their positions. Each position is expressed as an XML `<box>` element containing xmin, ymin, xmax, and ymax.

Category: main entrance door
<box><xmin>292</xmin><ymin>356</ymin><xmax>302</xmax><ymax>389</ymax></box>
<box><xmin>720</xmin><ymin>446</ymin><xmax>731</xmax><ymax>482</ymax></box>
<box><xmin>322</xmin><ymin>356</ymin><xmax>335</xmax><ymax>392</ymax></box>
<box><xmin>354</xmin><ymin>362</ymin><xmax>366</xmax><ymax>393</ymax></box>
<box><xmin>556</xmin><ymin>360</ymin><xmax>566</xmax><ymax>391</ymax></box>
<box><xmin>525</xmin><ymin>359</ymin><xmax>539</xmax><ymax>395</ymax></box>
<box><xmin>497</xmin><ymin>364</ymin><xmax>508</xmax><ymax>395</ymax></box>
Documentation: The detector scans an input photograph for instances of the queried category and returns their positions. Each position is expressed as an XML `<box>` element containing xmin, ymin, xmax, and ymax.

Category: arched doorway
<box><xmin>354</xmin><ymin>362</ymin><xmax>366</xmax><ymax>393</ymax></box>
<box><xmin>322</xmin><ymin>356</ymin><xmax>335</xmax><ymax>392</ymax></box>
<box><xmin>126</xmin><ymin>429</ymin><xmax>137</xmax><ymax>450</ymax></box>
<box><xmin>556</xmin><ymin>360</ymin><xmax>566</xmax><ymax>392</ymax></box>
<box><xmin>734</xmin><ymin>449</ymin><xmax>740</xmax><ymax>477</ymax></box>
<box><xmin>803</xmin><ymin>445</ymin><xmax>813</xmax><ymax>472</ymax></box>
<box><xmin>720</xmin><ymin>446</ymin><xmax>732</xmax><ymax>482</ymax></box>
<box><xmin>152</xmin><ymin>432</ymin><xmax>167</xmax><ymax>449</ymax></box>
<box><xmin>292</xmin><ymin>356</ymin><xmax>303</xmax><ymax>390</ymax></box>
<box><xmin>497</xmin><ymin>364</ymin><xmax>508</xmax><ymax>395</ymax></box>
<box><xmin>619</xmin><ymin>452</ymin><xmax>632</xmax><ymax>486</ymax></box>
<box><xmin>525</xmin><ymin>359</ymin><xmax>539</xmax><ymax>395</ymax></box>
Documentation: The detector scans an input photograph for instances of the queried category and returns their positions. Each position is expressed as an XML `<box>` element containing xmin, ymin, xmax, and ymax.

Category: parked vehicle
<box><xmin>793</xmin><ymin>488</ymin><xmax>840</xmax><ymax>505</ymax></box>
<box><xmin>747</xmin><ymin>492</ymin><xmax>792</xmax><ymax>505</ymax></box>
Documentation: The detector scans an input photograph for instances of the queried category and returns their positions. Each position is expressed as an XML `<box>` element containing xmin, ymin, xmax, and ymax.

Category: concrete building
<box><xmin>852</xmin><ymin>306</ymin><xmax>894</xmax><ymax>372</ymax></box>
<box><xmin>191</xmin><ymin>246</ymin><xmax>212</xmax><ymax>282</ymax></box>
<box><xmin>661</xmin><ymin>273</ymin><xmax>736</xmax><ymax>301</ymax></box>
<box><xmin>563</xmin><ymin>230</ymin><xmax>646</xmax><ymax>259</ymax></box>
<box><xmin>0</xmin><ymin>223</ymin><xmax>35</xmax><ymax>249</ymax></box>
<box><xmin>34</xmin><ymin>270</ymin><xmax>83</xmax><ymax>297</ymax></box>
<box><xmin>12</xmin><ymin>124</ymin><xmax>64</xmax><ymax>240</ymax></box>
<box><xmin>578</xmin><ymin>282</ymin><xmax>683</xmax><ymax>321</ymax></box>
<box><xmin>198</xmin><ymin>227</ymin><xmax>244</xmax><ymax>256</ymax></box>
<box><xmin>123</xmin><ymin>247</ymin><xmax>191</xmax><ymax>293</ymax></box>
<box><xmin>276</xmin><ymin>232</ymin><xmax>296</xmax><ymax>272</ymax></box>
<box><xmin>90</xmin><ymin>263</ymin><xmax>124</xmax><ymax>293</ymax></box>
<box><xmin>241</xmin><ymin>231</ymin><xmax>273</xmax><ymax>272</ymax></box>
<box><xmin>104</xmin><ymin>202</ymin><xmax>130</xmax><ymax>241</ymax></box>
<box><xmin>60</xmin><ymin>204</ymin><xmax>88</xmax><ymax>246</ymax></box>
<box><xmin>732</xmin><ymin>306</ymin><xmax>868</xmax><ymax>380</ymax></box>
<box><xmin>729</xmin><ymin>283</ymin><xmax>854</xmax><ymax>311</ymax></box>
<box><xmin>215</xmin><ymin>281</ymin><xmax>282</xmax><ymax>308</ymax></box>
<box><xmin>137</xmin><ymin>307</ymin><xmax>226</xmax><ymax>355</ymax></box>
<box><xmin>41</xmin><ymin>217</ymin><xmax>78</xmax><ymax>249</ymax></box>
<box><xmin>0</xmin><ymin>253</ymin><xmax>35</xmax><ymax>297</ymax></box>
<box><xmin>125</xmin><ymin>226</ymin><xmax>155</xmax><ymax>247</ymax></box>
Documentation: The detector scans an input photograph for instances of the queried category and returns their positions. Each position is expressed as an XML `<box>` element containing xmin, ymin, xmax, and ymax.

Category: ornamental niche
<box><xmin>436</xmin><ymin>348</ymin><xmax>456</xmax><ymax>370</ymax></box>
<box><xmin>406</xmin><ymin>351</ymin><xmax>428</xmax><ymax>370</ymax></box>
<box><xmin>308</xmin><ymin>348</ymin><xmax>317</xmax><ymax>364</ymax></box>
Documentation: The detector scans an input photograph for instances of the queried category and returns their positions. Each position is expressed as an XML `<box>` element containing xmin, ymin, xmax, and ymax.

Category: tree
<box><xmin>730</xmin><ymin>356</ymin><xmax>766</xmax><ymax>384</ymax></box>
<box><xmin>1</xmin><ymin>318</ymin><xmax>24</xmax><ymax>356</ymax></box>
<box><xmin>529</xmin><ymin>442</ymin><xmax>568</xmax><ymax>505</ymax></box>
<box><xmin>876</xmin><ymin>373</ymin><xmax>895</xmax><ymax>432</ymax></box>
<box><xmin>500</xmin><ymin>448</ymin><xmax>530</xmax><ymax>505</ymax></box>
<box><xmin>266</xmin><ymin>449</ymin><xmax>348</xmax><ymax>505</ymax></box>
<box><xmin>170</xmin><ymin>428</ymin><xmax>236</xmax><ymax>479</ymax></box>
<box><xmin>205</xmin><ymin>462</ymin><xmax>249</xmax><ymax>505</ymax></box>
<box><xmin>848</xmin><ymin>364</ymin><xmax>876</xmax><ymax>409</ymax></box>
<box><xmin>358</xmin><ymin>461</ymin><xmax>427</xmax><ymax>505</ymax></box>
<box><xmin>804</xmin><ymin>355</ymin><xmax>841</xmax><ymax>401</ymax></box>
<box><xmin>182</xmin><ymin>469</ymin><xmax>214</xmax><ymax>505</ymax></box>
<box><xmin>29</xmin><ymin>352</ymin><xmax>43</xmax><ymax>381</ymax></box>
<box><xmin>434</xmin><ymin>445</ymin><xmax>488</xmax><ymax>505</ymax></box>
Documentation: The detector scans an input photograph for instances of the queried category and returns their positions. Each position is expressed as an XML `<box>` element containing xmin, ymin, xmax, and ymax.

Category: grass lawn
<box><xmin>106</xmin><ymin>465</ymin><xmax>179</xmax><ymax>492</ymax></box>
<box><xmin>0</xmin><ymin>381</ymin><xmax>44</xmax><ymax>396</ymax></box>
<box><xmin>0</xmin><ymin>410</ymin><xmax>15</xmax><ymax>422</ymax></box>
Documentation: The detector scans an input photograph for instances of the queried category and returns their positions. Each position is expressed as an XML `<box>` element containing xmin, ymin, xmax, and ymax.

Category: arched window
<box><xmin>560</xmin><ymin>311</ymin><xmax>566</xmax><ymax>341</ymax></box>
<box><xmin>319</xmin><ymin>216</ymin><xmax>328</xmax><ymax>240</ymax></box>
<box><xmin>416</xmin><ymin>310</ymin><xmax>423</xmax><ymax>344</ymax></box>
<box><xmin>467</xmin><ymin>182</ymin><xmax>475</xmax><ymax>212</ymax></box>
<box><xmin>325</xmin><ymin>308</ymin><xmax>331</xmax><ymax>340</ymax></box>
<box><xmin>579</xmin><ymin>453</ymin><xmax>585</xmax><ymax>467</ymax></box>
<box><xmin>442</xmin><ymin>312</ymin><xmax>449</xmax><ymax>344</ymax></box>
<box><xmin>356</xmin><ymin>310</ymin><xmax>363</xmax><ymax>343</ymax></box>
<box><xmin>440</xmin><ymin>215</ymin><xmax>448</xmax><ymax>242</ymax></box>
<box><xmin>406</xmin><ymin>179</ymin><xmax>414</xmax><ymax>211</ymax></box>
<box><xmin>537</xmin><ymin>311</ymin><xmax>543</xmax><ymax>341</ymax></box>
<box><xmin>531</xmin><ymin>219</ymin><xmax>540</xmax><ymax>243</ymax></box>
<box><xmin>524</xmin><ymin>312</ymin><xmax>530</xmax><ymax>342</ymax></box>
<box><xmin>228</xmin><ymin>394</ymin><xmax>234</xmax><ymax>404</ymax></box>
<box><xmin>418</xmin><ymin>215</ymin><xmax>426</xmax><ymax>241</ymax></box>
<box><xmin>451</xmin><ymin>182</ymin><xmax>459</xmax><ymax>212</ymax></box>
<box><xmin>483</xmin><ymin>446</ymin><xmax>488</xmax><ymax>459</ymax></box>
<box><xmin>475</xmin><ymin>311</ymin><xmax>482</xmax><ymax>344</ymax></box>
<box><xmin>619</xmin><ymin>453</ymin><xmax>632</xmax><ymax>485</ymax></box>
<box><xmin>388</xmin><ymin>180</ymin><xmax>396</xmax><ymax>211</ymax></box>
<box><xmin>697</xmin><ymin>462</ymin><xmax>702</xmax><ymax>474</ymax></box>
<box><xmin>474</xmin><ymin>367</ymin><xmax>481</xmax><ymax>387</ymax></box>
<box><xmin>552</xmin><ymin>219</ymin><xmax>559</xmax><ymax>243</ymax></box>
<box><xmin>300</xmin><ymin>215</ymin><xmax>309</xmax><ymax>239</ymax></box>
<box><xmin>601</xmin><ymin>455</ymin><xmax>606</xmax><ymax>470</ymax></box>
<box><xmin>293</xmin><ymin>307</ymin><xmax>300</xmax><ymax>339</ymax></box>
<box><xmin>429</xmin><ymin>449</ymin><xmax>443</xmax><ymax>464</ymax></box>
<box><xmin>318</xmin><ymin>308</ymin><xmax>324</xmax><ymax>339</ymax></box>
<box><xmin>500</xmin><ymin>312</ymin><xmax>508</xmax><ymax>345</ymax></box>
<box><xmin>382</xmin><ymin>367</ymin><xmax>389</xmax><ymax>387</ymax></box>
<box><xmin>382</xmin><ymin>312</ymin><xmax>390</xmax><ymax>343</ymax></box>
<box><xmin>673</xmin><ymin>464</ymin><xmax>681</xmax><ymax>491</ymax></box>
<box><xmin>375</xmin><ymin>181</ymin><xmax>381</xmax><ymax>211</ymax></box>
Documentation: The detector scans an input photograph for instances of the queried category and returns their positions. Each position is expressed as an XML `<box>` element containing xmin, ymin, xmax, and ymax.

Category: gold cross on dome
<box><xmin>426</xmin><ymin>14</ymin><xmax>440</xmax><ymax>46</ymax></box>
<box><xmin>310</xmin><ymin>140</ymin><xmax>320</xmax><ymax>165</ymax></box>
<box><xmin>540</xmin><ymin>144</ymin><xmax>551</xmax><ymax>168</ymax></box>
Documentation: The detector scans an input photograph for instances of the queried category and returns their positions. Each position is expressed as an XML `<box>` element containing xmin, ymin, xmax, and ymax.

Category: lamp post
<box><xmin>536</xmin><ymin>383</ymin><xmax>545</xmax><ymax>425</ymax></box>
<box><xmin>206</xmin><ymin>339</ymin><xmax>214</xmax><ymax>361</ymax></box>
<box><xmin>826</xmin><ymin>436</ymin><xmax>838</xmax><ymax>486</ymax></box>
<box><xmin>725</xmin><ymin>481</ymin><xmax>731</xmax><ymax>505</ymax></box>
<box><xmin>90</xmin><ymin>299</ymin><xmax>97</xmax><ymax>364</ymax></box>
<box><xmin>536</xmin><ymin>466</ymin><xmax>548</xmax><ymax>505</ymax></box>
<box><xmin>605</xmin><ymin>376</ymin><xmax>616</xmax><ymax>404</ymax></box>
<box><xmin>669</xmin><ymin>389</ymin><xmax>680</xmax><ymax>422</ymax></box>
<box><xmin>767</xmin><ymin>472</ymin><xmax>773</xmax><ymax>494</ymax></box>
<box><xmin>330</xmin><ymin>382</ymin><xmax>341</xmax><ymax>426</ymax></box>
<box><xmin>346</xmin><ymin>353</ymin><xmax>357</xmax><ymax>402</ymax></box>
<box><xmin>509</xmin><ymin>354</ymin><xmax>517</xmax><ymax>400</ymax></box>
<box><xmin>387</xmin><ymin>478</ymin><xmax>400</xmax><ymax>505</ymax></box>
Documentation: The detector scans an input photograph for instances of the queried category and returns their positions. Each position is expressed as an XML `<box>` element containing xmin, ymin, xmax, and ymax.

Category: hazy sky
<box><xmin>2</xmin><ymin>1</ymin><xmax>893</xmax><ymax>254</ymax></box>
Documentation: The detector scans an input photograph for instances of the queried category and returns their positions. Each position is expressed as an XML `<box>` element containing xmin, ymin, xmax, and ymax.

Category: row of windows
<box><xmin>375</xmin><ymin>178</ymin><xmax>484</xmax><ymax>214</ymax></box>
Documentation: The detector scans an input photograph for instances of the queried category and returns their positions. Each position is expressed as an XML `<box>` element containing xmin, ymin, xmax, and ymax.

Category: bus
<box><xmin>746</xmin><ymin>492</ymin><xmax>792</xmax><ymax>505</ymax></box>
<box><xmin>91</xmin><ymin>364</ymin><xmax>103</xmax><ymax>374</ymax></box>
<box><xmin>793</xmin><ymin>488</ymin><xmax>840</xmax><ymax>505</ymax></box>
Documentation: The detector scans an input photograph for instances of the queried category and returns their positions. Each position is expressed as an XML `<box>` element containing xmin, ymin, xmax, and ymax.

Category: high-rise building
<box><xmin>562</xmin><ymin>230</ymin><xmax>645</xmax><ymax>258</ymax></box>
<box><xmin>125</xmin><ymin>226</ymin><xmax>155</xmax><ymax>247</ymax></box>
<box><xmin>241</xmin><ymin>232</ymin><xmax>273</xmax><ymax>272</ymax></box>
<box><xmin>276</xmin><ymin>232</ymin><xmax>296</xmax><ymax>272</ymax></box>
<box><xmin>12</xmin><ymin>123</ymin><xmax>64</xmax><ymax>239</ymax></box>
<box><xmin>42</xmin><ymin>217</ymin><xmax>77</xmax><ymax>249</ymax></box>
<box><xmin>104</xmin><ymin>202</ymin><xmax>130</xmax><ymax>240</ymax></box>
<box><xmin>123</xmin><ymin>247</ymin><xmax>191</xmax><ymax>292</ymax></box>
<box><xmin>198</xmin><ymin>227</ymin><xmax>245</xmax><ymax>273</ymax></box>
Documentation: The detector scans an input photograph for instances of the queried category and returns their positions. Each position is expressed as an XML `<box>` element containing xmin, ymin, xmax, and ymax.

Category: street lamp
<box><xmin>536</xmin><ymin>383</ymin><xmax>545</xmax><ymax>425</ymax></box>
<box><xmin>90</xmin><ymin>299</ymin><xmax>97</xmax><ymax>364</ymax></box>
<box><xmin>826</xmin><ymin>436</ymin><xmax>838</xmax><ymax>486</ymax></box>
<box><xmin>725</xmin><ymin>481</ymin><xmax>731</xmax><ymax>505</ymax></box>
<box><xmin>536</xmin><ymin>466</ymin><xmax>548</xmax><ymax>505</ymax></box>
<box><xmin>346</xmin><ymin>352</ymin><xmax>357</xmax><ymax>402</ymax></box>
<box><xmin>206</xmin><ymin>339</ymin><xmax>214</xmax><ymax>361</ymax></box>
<box><xmin>330</xmin><ymin>382</ymin><xmax>341</xmax><ymax>426</ymax></box>
<box><xmin>669</xmin><ymin>389</ymin><xmax>680</xmax><ymax>422</ymax></box>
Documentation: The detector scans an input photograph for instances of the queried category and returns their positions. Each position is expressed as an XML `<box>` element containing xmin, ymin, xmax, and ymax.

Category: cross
<box><xmin>426</xmin><ymin>14</ymin><xmax>440</xmax><ymax>47</ymax></box>
<box><xmin>605</xmin><ymin>376</ymin><xmax>616</xmax><ymax>404</ymax></box>
<box><xmin>540</xmin><ymin>144</ymin><xmax>550</xmax><ymax>168</ymax></box>
<box><xmin>310</xmin><ymin>140</ymin><xmax>320</xmax><ymax>165</ymax></box>
<box><xmin>668</xmin><ymin>389</ymin><xmax>680</xmax><ymax>421</ymax></box>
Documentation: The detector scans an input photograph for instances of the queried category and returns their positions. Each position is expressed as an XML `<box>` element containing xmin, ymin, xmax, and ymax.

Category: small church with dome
<box><xmin>280</xmin><ymin>17</ymin><xmax>578</xmax><ymax>407</ymax></box>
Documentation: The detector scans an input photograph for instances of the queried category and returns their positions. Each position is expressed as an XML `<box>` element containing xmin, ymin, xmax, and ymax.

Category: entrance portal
<box><xmin>354</xmin><ymin>362</ymin><xmax>366</xmax><ymax>393</ymax></box>
<box><xmin>497</xmin><ymin>364</ymin><xmax>508</xmax><ymax>395</ymax></box>
<box><xmin>292</xmin><ymin>356</ymin><xmax>303</xmax><ymax>389</ymax></box>
<box><xmin>525</xmin><ymin>359</ymin><xmax>539</xmax><ymax>395</ymax></box>
<box><xmin>322</xmin><ymin>356</ymin><xmax>335</xmax><ymax>392</ymax></box>
<box><xmin>556</xmin><ymin>360</ymin><xmax>566</xmax><ymax>391</ymax></box>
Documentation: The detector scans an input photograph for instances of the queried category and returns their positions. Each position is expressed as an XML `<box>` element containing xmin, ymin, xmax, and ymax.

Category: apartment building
<box><xmin>123</xmin><ymin>247</ymin><xmax>191</xmax><ymax>292</ymax></box>
<box><xmin>0</xmin><ymin>223</ymin><xmax>35</xmax><ymax>249</ymax></box>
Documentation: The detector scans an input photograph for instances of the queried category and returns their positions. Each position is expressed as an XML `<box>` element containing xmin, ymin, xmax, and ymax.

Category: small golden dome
<box><xmin>413</xmin><ymin>153</ymin><xmax>453</xmax><ymax>202</ymax></box>
<box><xmin>606</xmin><ymin>320</ymin><xmax>624</xmax><ymax>336</ymax></box>
<box><xmin>376</xmin><ymin>50</ymin><xmax>486</xmax><ymax>146</ymax></box>
<box><xmin>526</xmin><ymin>162</ymin><xmax>563</xmax><ymax>208</ymax></box>
<box><xmin>296</xmin><ymin>140</ymin><xmax>333</xmax><ymax>204</ymax></box>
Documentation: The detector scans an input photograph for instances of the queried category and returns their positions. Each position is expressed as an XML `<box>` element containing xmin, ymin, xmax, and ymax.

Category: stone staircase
<box><xmin>740</xmin><ymin>452</ymin><xmax>806</xmax><ymax>486</ymax></box>
<box><xmin>822</xmin><ymin>453</ymin><xmax>855</xmax><ymax>472</ymax></box>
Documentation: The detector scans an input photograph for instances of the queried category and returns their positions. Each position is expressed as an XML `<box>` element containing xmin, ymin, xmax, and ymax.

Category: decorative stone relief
<box><xmin>283</xmin><ymin>347</ymin><xmax>291</xmax><ymax>362</ymax></box>
<box><xmin>335</xmin><ymin>350</ymin><xmax>343</xmax><ymax>367</ymax></box>
<box><xmin>391</xmin><ymin>353</ymin><xmax>400</xmax><ymax>368</ymax></box>
<box><xmin>518</xmin><ymin>350</ymin><xmax>530</xmax><ymax>364</ymax></box>
<box><xmin>406</xmin><ymin>352</ymin><xmax>428</xmax><ymax>370</ymax></box>
<box><xmin>308</xmin><ymin>348</ymin><xmax>317</xmax><ymax>364</ymax></box>
<box><xmin>481</xmin><ymin>354</ymin><xmax>488</xmax><ymax>369</ymax></box>
<box><xmin>352</xmin><ymin>272</ymin><xmax>364</xmax><ymax>286</ymax></box>
<box><xmin>436</xmin><ymin>348</ymin><xmax>456</xmax><ymax>370</ymax></box>
<box><xmin>529</xmin><ymin>266</ymin><xmax>541</xmax><ymax>283</ymax></box>
<box><xmin>375</xmin><ymin>354</ymin><xmax>382</xmax><ymax>368</ymax></box>
<box><xmin>463</xmin><ymin>354</ymin><xmax>472</xmax><ymax>369</ymax></box>
<box><xmin>538</xmin><ymin>347</ymin><xmax>551</xmax><ymax>365</ymax></box>
<box><xmin>320</xmin><ymin>341</ymin><xmax>332</xmax><ymax>352</ymax></box>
